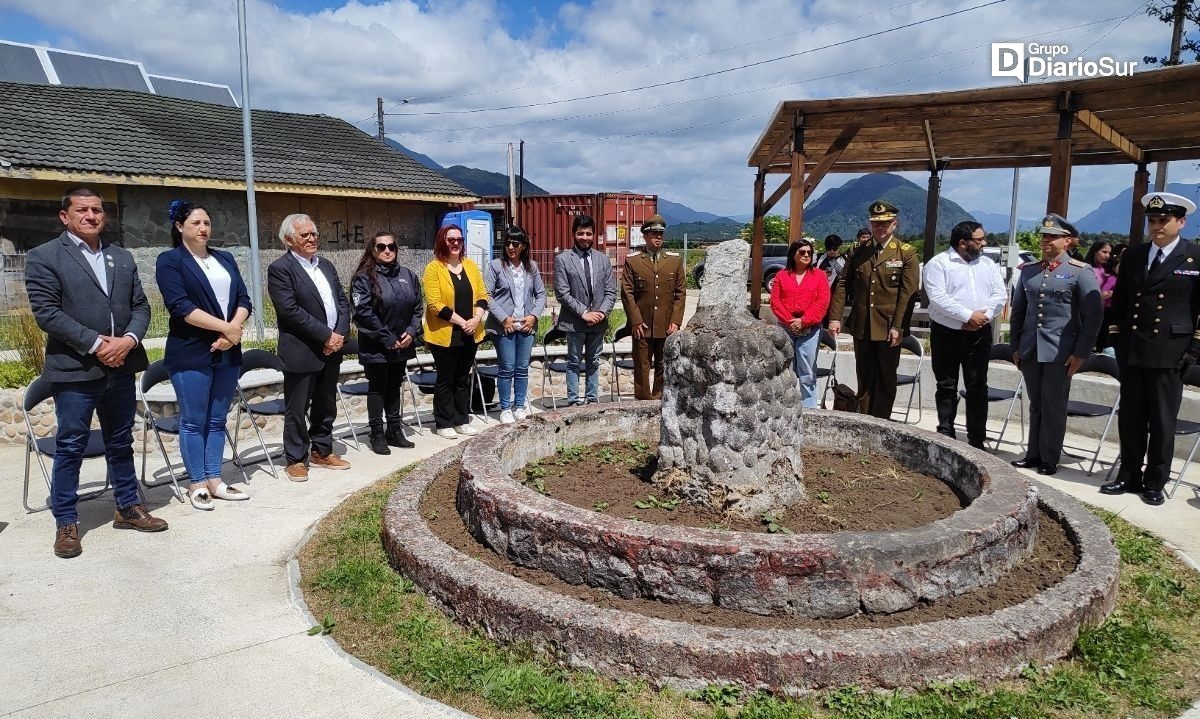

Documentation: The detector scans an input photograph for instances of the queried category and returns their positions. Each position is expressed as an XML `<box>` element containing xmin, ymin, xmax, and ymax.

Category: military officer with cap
<box><xmin>620</xmin><ymin>214</ymin><xmax>686</xmax><ymax>400</ymax></box>
<box><xmin>829</xmin><ymin>200</ymin><xmax>921</xmax><ymax>418</ymax></box>
<box><xmin>1100</xmin><ymin>191</ymin><xmax>1200</xmax><ymax>505</ymax></box>
<box><xmin>1010</xmin><ymin>213</ymin><xmax>1102</xmax><ymax>476</ymax></box>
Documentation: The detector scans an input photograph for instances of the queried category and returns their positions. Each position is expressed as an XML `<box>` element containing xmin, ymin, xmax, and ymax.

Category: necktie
<box><xmin>582</xmin><ymin>251</ymin><xmax>593</xmax><ymax>307</ymax></box>
<box><xmin>1150</xmin><ymin>247</ymin><xmax>1164</xmax><ymax>274</ymax></box>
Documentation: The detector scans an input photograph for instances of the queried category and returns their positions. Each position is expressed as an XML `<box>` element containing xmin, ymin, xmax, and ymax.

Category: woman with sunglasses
<box><xmin>769</xmin><ymin>238</ymin><xmax>831</xmax><ymax>408</ymax></box>
<box><xmin>422</xmin><ymin>223</ymin><xmax>489</xmax><ymax>439</ymax></box>
<box><xmin>351</xmin><ymin>231</ymin><xmax>421</xmax><ymax>454</ymax></box>
<box><xmin>485</xmin><ymin>226</ymin><xmax>546</xmax><ymax>423</ymax></box>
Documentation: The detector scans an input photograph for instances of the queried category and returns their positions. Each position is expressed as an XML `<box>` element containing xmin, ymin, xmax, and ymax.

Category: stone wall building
<box><xmin>0</xmin><ymin>81</ymin><xmax>477</xmax><ymax>307</ymax></box>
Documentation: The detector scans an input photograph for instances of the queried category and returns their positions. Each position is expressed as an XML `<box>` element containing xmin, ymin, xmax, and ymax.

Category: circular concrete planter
<box><xmin>457</xmin><ymin>404</ymin><xmax>1040</xmax><ymax>617</ymax></box>
<box><xmin>382</xmin><ymin>435</ymin><xmax>1119</xmax><ymax>692</ymax></box>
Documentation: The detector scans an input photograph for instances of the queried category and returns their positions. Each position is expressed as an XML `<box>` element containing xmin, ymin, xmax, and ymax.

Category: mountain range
<box><xmin>383</xmin><ymin>138</ymin><xmax>1198</xmax><ymax>239</ymax></box>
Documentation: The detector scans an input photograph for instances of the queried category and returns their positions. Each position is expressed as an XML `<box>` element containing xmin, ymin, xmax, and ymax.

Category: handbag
<box><xmin>823</xmin><ymin>363</ymin><xmax>857</xmax><ymax>411</ymax></box>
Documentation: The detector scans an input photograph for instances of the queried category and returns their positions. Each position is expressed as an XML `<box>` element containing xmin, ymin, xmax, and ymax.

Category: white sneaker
<box><xmin>513</xmin><ymin>406</ymin><xmax>529</xmax><ymax>421</ymax></box>
<box><xmin>436</xmin><ymin>427</ymin><xmax>458</xmax><ymax>440</ymax></box>
<box><xmin>499</xmin><ymin>409</ymin><xmax>515</xmax><ymax>424</ymax></box>
<box><xmin>455</xmin><ymin>424</ymin><xmax>479</xmax><ymax>436</ymax></box>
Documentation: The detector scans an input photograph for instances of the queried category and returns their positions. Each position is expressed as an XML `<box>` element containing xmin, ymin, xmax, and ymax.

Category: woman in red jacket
<box><xmin>770</xmin><ymin>238</ymin><xmax>830</xmax><ymax>407</ymax></box>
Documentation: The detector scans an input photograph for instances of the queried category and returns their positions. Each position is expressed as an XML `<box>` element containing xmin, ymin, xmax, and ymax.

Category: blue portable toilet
<box><xmin>441</xmin><ymin>210</ymin><xmax>493</xmax><ymax>268</ymax></box>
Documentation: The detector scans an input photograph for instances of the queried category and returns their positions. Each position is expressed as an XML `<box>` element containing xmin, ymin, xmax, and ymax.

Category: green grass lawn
<box><xmin>298</xmin><ymin>467</ymin><xmax>1200</xmax><ymax>719</ymax></box>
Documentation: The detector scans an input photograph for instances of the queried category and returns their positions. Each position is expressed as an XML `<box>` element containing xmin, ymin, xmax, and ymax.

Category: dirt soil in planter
<box><xmin>514</xmin><ymin>441</ymin><xmax>965</xmax><ymax>533</ymax></box>
<box><xmin>420</xmin><ymin>461</ymin><xmax>1078</xmax><ymax>630</ymax></box>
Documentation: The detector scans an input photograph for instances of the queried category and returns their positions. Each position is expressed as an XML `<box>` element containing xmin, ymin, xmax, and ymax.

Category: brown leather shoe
<box><xmin>54</xmin><ymin>524</ymin><xmax>82</xmax><ymax>558</ymax></box>
<box><xmin>310</xmin><ymin>452</ymin><xmax>350</xmax><ymax>470</ymax></box>
<box><xmin>113</xmin><ymin>504</ymin><xmax>169</xmax><ymax>532</ymax></box>
<box><xmin>285</xmin><ymin>462</ymin><xmax>309</xmax><ymax>482</ymax></box>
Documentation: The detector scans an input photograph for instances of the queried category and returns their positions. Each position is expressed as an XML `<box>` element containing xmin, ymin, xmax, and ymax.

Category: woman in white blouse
<box><xmin>484</xmin><ymin>226</ymin><xmax>546</xmax><ymax>423</ymax></box>
<box><xmin>155</xmin><ymin>201</ymin><xmax>253</xmax><ymax>510</ymax></box>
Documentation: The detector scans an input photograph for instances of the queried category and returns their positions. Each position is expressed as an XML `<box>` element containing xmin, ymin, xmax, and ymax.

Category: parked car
<box><xmin>693</xmin><ymin>243</ymin><xmax>791</xmax><ymax>292</ymax></box>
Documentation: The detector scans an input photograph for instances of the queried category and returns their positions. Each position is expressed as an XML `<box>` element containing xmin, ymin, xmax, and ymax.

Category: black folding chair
<box><xmin>609</xmin><ymin>325</ymin><xmax>636</xmax><ymax>402</ymax></box>
<box><xmin>893</xmin><ymin>334</ymin><xmax>925</xmax><ymax>424</ymax></box>
<box><xmin>22</xmin><ymin>375</ymin><xmax>118</xmax><ymax>513</ymax></box>
<box><xmin>138</xmin><ymin>359</ymin><xmax>247</xmax><ymax>502</ymax></box>
<box><xmin>956</xmin><ymin>342</ymin><xmax>1025</xmax><ymax>451</ymax></box>
<box><xmin>814</xmin><ymin>329</ymin><xmax>838</xmax><ymax>398</ymax></box>
<box><xmin>339</xmin><ymin>336</ymin><xmax>425</xmax><ymax>436</ymax></box>
<box><xmin>539</xmin><ymin>328</ymin><xmax>570</xmax><ymax>409</ymax></box>
<box><xmin>230</xmin><ymin>349</ymin><xmax>286</xmax><ymax>479</ymax></box>
<box><xmin>1105</xmin><ymin>364</ymin><xmax>1200</xmax><ymax>497</ymax></box>
<box><xmin>1065</xmin><ymin>353</ymin><xmax>1120</xmax><ymax>476</ymax></box>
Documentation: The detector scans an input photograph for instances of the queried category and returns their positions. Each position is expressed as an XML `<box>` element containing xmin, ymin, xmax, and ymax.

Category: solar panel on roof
<box><xmin>148</xmin><ymin>75</ymin><xmax>238</xmax><ymax>107</ymax></box>
<box><xmin>0</xmin><ymin>42</ymin><xmax>49</xmax><ymax>84</ymax></box>
<box><xmin>46</xmin><ymin>50</ymin><xmax>149</xmax><ymax>91</ymax></box>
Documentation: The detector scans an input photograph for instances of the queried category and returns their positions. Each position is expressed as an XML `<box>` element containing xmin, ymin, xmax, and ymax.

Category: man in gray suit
<box><xmin>25</xmin><ymin>186</ymin><xmax>168</xmax><ymax>559</ymax></box>
<box><xmin>554</xmin><ymin>214</ymin><xmax>617</xmax><ymax>405</ymax></box>
<box><xmin>1009</xmin><ymin>213</ymin><xmax>1102</xmax><ymax>476</ymax></box>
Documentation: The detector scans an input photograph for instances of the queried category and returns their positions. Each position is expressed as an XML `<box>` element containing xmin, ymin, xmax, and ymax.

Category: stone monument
<box><xmin>654</xmin><ymin>239</ymin><xmax>806</xmax><ymax>518</ymax></box>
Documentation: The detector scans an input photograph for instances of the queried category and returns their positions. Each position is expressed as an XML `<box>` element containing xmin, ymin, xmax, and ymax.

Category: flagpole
<box><xmin>238</xmin><ymin>0</ymin><xmax>265</xmax><ymax>340</ymax></box>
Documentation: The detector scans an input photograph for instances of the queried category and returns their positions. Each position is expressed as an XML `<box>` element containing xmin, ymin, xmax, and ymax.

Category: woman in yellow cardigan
<box><xmin>423</xmin><ymin>223</ymin><xmax>489</xmax><ymax>439</ymax></box>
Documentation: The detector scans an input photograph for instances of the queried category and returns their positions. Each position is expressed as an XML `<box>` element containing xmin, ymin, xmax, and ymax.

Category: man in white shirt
<box><xmin>267</xmin><ymin>214</ymin><xmax>352</xmax><ymax>480</ymax></box>
<box><xmin>922</xmin><ymin>220</ymin><xmax>1007</xmax><ymax>449</ymax></box>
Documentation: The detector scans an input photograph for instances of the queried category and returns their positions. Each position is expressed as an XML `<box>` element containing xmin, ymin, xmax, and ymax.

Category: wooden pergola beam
<box><xmin>763</xmin><ymin>176</ymin><xmax>791</xmax><ymax>215</ymax></box>
<box><xmin>1077</xmin><ymin>109</ymin><xmax>1145</xmax><ymax>164</ymax></box>
<box><xmin>803</xmin><ymin>124</ymin><xmax>859</xmax><ymax>198</ymax></box>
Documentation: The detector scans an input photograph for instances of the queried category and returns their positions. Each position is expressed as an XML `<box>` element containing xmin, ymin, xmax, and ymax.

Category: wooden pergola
<box><xmin>745</xmin><ymin>63</ymin><xmax>1200</xmax><ymax>314</ymax></box>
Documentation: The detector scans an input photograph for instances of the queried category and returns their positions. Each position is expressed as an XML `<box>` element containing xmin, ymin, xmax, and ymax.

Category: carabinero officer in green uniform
<box><xmin>828</xmin><ymin>200</ymin><xmax>921</xmax><ymax>418</ymax></box>
<box><xmin>1100</xmin><ymin>192</ymin><xmax>1200</xmax><ymax>505</ymax></box>
<box><xmin>1009</xmin><ymin>213</ymin><xmax>1102</xmax><ymax>476</ymax></box>
<box><xmin>620</xmin><ymin>214</ymin><xmax>686</xmax><ymax>400</ymax></box>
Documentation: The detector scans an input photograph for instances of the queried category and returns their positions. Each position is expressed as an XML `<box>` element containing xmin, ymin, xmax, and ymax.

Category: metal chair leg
<box><xmin>1087</xmin><ymin>396</ymin><xmax>1120</xmax><ymax>476</ymax></box>
<box><xmin>1166</xmin><ymin>432</ymin><xmax>1200</xmax><ymax>498</ymax></box>
<box><xmin>335</xmin><ymin>385</ymin><xmax>362</xmax><ymax>449</ymax></box>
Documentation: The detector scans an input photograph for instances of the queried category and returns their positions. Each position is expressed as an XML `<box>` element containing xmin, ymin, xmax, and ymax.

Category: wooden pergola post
<box><xmin>1046</xmin><ymin>92</ymin><xmax>1074</xmax><ymax>216</ymax></box>
<box><xmin>923</xmin><ymin>169</ymin><xmax>941</xmax><ymax>263</ymax></box>
<box><xmin>788</xmin><ymin>117</ymin><xmax>806</xmax><ymax>243</ymax></box>
<box><xmin>749</xmin><ymin>169</ymin><xmax>766</xmax><ymax>317</ymax></box>
<box><xmin>1129</xmin><ymin>163</ymin><xmax>1150</xmax><ymax>245</ymax></box>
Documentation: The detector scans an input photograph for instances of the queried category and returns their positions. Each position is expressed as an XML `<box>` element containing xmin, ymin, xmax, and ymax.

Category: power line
<box><xmin>385</xmin><ymin>15</ymin><xmax>1122</xmax><ymax>137</ymax></box>
<box><xmin>401</xmin><ymin>0</ymin><xmax>933</xmax><ymax>104</ymax></box>
<box><xmin>386</xmin><ymin>0</ymin><xmax>1009</xmax><ymax>117</ymax></box>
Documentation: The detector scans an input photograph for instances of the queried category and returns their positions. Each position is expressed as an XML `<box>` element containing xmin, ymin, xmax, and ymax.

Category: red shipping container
<box><xmin>469</xmin><ymin>192</ymin><xmax>657</xmax><ymax>287</ymax></box>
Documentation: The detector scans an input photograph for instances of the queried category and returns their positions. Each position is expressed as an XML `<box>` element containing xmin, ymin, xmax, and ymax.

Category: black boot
<box><xmin>386</xmin><ymin>425</ymin><xmax>415</xmax><ymax>449</ymax></box>
<box><xmin>370</xmin><ymin>431</ymin><xmax>391</xmax><ymax>455</ymax></box>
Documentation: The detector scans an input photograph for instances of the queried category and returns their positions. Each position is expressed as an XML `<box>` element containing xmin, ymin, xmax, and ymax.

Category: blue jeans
<box><xmin>495</xmin><ymin>329</ymin><xmax>535</xmax><ymax>410</ymax></box>
<box><xmin>51</xmin><ymin>373</ymin><xmax>141</xmax><ymax>526</ymax></box>
<box><xmin>170</xmin><ymin>364</ymin><xmax>239</xmax><ymax>485</ymax></box>
<box><xmin>791</xmin><ymin>327</ymin><xmax>821</xmax><ymax>409</ymax></box>
<box><xmin>566</xmin><ymin>330</ymin><xmax>605</xmax><ymax>404</ymax></box>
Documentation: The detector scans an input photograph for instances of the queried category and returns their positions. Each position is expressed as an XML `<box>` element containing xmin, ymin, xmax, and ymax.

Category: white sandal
<box><xmin>188</xmin><ymin>487</ymin><xmax>215</xmax><ymax>511</ymax></box>
<box><xmin>212</xmin><ymin>482</ymin><xmax>249</xmax><ymax>501</ymax></box>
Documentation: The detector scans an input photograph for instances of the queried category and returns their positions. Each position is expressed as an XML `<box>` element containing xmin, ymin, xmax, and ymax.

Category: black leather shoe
<box><xmin>1036</xmin><ymin>464</ymin><xmax>1057</xmax><ymax>475</ymax></box>
<box><xmin>968</xmin><ymin>440</ymin><xmax>987</xmax><ymax>451</ymax></box>
<box><xmin>1141</xmin><ymin>490</ymin><xmax>1166</xmax><ymax>506</ymax></box>
<box><xmin>1099</xmin><ymin>478</ymin><xmax>1144</xmax><ymax>495</ymax></box>
<box><xmin>1011</xmin><ymin>457</ymin><xmax>1042</xmax><ymax>469</ymax></box>
<box><xmin>386</xmin><ymin>429</ymin><xmax>415</xmax><ymax>449</ymax></box>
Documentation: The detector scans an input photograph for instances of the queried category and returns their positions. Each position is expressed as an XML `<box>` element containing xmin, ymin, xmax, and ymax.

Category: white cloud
<box><xmin>4</xmin><ymin>0</ymin><xmax>1193</xmax><ymax>219</ymax></box>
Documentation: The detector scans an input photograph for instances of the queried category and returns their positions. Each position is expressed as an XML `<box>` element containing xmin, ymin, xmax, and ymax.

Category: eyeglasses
<box><xmin>796</xmin><ymin>250</ymin><xmax>813</xmax><ymax>256</ymax></box>
<box><xmin>297</xmin><ymin>231</ymin><xmax>319</xmax><ymax>240</ymax></box>
<box><xmin>447</xmin><ymin>236</ymin><xmax>463</xmax><ymax>243</ymax></box>
<box><xmin>504</xmin><ymin>240</ymin><xmax>525</xmax><ymax>248</ymax></box>
<box><xmin>374</xmin><ymin>243</ymin><xmax>396</xmax><ymax>252</ymax></box>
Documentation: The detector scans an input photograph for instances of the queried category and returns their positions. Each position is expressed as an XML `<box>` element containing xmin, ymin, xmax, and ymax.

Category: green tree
<box><xmin>1014</xmin><ymin>227</ymin><xmax>1042</xmax><ymax>256</ymax></box>
<box><xmin>739</xmin><ymin>214</ymin><xmax>790</xmax><ymax>243</ymax></box>
<box><xmin>1142</xmin><ymin>0</ymin><xmax>1199</xmax><ymax>66</ymax></box>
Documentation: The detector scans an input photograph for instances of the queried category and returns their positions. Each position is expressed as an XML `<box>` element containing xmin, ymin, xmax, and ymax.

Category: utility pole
<box><xmin>1154</xmin><ymin>0</ymin><xmax>1187</xmax><ymax>191</ymax></box>
<box><xmin>376</xmin><ymin>96</ymin><xmax>385</xmax><ymax>141</ymax></box>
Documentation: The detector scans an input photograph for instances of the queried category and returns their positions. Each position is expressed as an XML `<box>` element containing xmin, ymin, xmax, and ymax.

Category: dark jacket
<box><xmin>351</xmin><ymin>263</ymin><xmax>422</xmax><ymax>364</ymax></box>
<box><xmin>25</xmin><ymin>232</ymin><xmax>150</xmax><ymax>381</ymax></box>
<box><xmin>1110</xmin><ymin>240</ymin><xmax>1200</xmax><ymax>369</ymax></box>
<box><xmin>267</xmin><ymin>252</ymin><xmax>351</xmax><ymax>374</ymax></box>
<box><xmin>155</xmin><ymin>245</ymin><xmax>253</xmax><ymax>372</ymax></box>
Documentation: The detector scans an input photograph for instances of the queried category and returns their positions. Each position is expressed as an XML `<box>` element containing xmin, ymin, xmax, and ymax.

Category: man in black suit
<box><xmin>267</xmin><ymin>213</ymin><xmax>352</xmax><ymax>481</ymax></box>
<box><xmin>25</xmin><ymin>186</ymin><xmax>168</xmax><ymax>558</ymax></box>
<box><xmin>1101</xmin><ymin>192</ymin><xmax>1200</xmax><ymax>506</ymax></box>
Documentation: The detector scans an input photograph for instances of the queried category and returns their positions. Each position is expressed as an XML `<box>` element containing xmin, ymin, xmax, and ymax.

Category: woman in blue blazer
<box><xmin>155</xmin><ymin>201</ymin><xmax>253</xmax><ymax>510</ymax></box>
<box><xmin>484</xmin><ymin>226</ymin><xmax>546</xmax><ymax>423</ymax></box>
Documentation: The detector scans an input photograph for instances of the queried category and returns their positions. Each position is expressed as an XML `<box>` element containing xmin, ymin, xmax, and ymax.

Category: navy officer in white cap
<box><xmin>1101</xmin><ymin>191</ymin><xmax>1199</xmax><ymax>505</ymax></box>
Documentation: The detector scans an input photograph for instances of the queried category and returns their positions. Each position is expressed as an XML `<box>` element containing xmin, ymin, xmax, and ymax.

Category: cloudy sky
<box><xmin>1</xmin><ymin>0</ymin><xmax>1197</xmax><ymax>221</ymax></box>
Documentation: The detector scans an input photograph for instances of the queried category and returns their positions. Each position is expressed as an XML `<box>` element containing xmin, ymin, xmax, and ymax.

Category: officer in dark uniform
<box><xmin>828</xmin><ymin>200</ymin><xmax>921</xmax><ymax>418</ymax></box>
<box><xmin>1009</xmin><ymin>214</ymin><xmax>1102</xmax><ymax>475</ymax></box>
<box><xmin>620</xmin><ymin>214</ymin><xmax>686</xmax><ymax>400</ymax></box>
<box><xmin>1100</xmin><ymin>192</ymin><xmax>1199</xmax><ymax>505</ymax></box>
